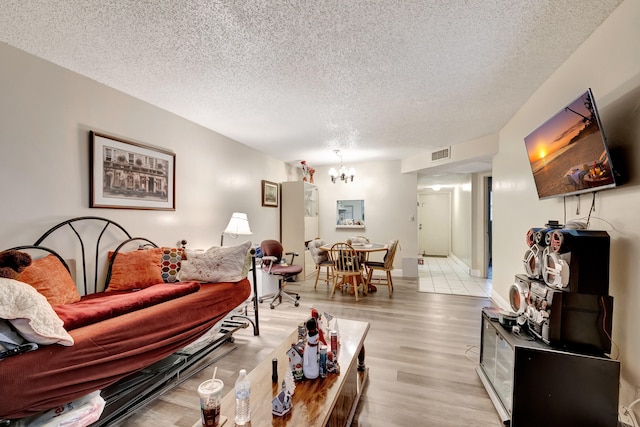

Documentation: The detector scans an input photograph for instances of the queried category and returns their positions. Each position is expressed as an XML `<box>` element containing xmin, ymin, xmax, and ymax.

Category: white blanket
<box><xmin>0</xmin><ymin>278</ymin><xmax>73</xmax><ymax>346</ymax></box>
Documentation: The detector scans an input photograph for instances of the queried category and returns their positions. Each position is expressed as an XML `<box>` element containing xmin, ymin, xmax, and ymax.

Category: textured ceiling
<box><xmin>0</xmin><ymin>1</ymin><xmax>624</xmax><ymax>170</ymax></box>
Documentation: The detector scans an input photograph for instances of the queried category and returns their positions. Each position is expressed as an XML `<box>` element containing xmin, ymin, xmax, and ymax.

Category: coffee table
<box><xmin>197</xmin><ymin>318</ymin><xmax>369</xmax><ymax>427</ymax></box>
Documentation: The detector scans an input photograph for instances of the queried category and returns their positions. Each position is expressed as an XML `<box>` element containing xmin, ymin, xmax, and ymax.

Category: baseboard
<box><xmin>449</xmin><ymin>253</ymin><xmax>471</xmax><ymax>273</ymax></box>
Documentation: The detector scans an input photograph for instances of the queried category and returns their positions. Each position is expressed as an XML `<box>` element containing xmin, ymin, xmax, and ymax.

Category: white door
<box><xmin>418</xmin><ymin>192</ymin><xmax>451</xmax><ymax>256</ymax></box>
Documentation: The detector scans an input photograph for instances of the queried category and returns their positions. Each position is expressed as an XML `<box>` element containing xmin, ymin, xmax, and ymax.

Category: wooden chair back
<box><xmin>328</xmin><ymin>242</ymin><xmax>366</xmax><ymax>301</ymax></box>
<box><xmin>383</xmin><ymin>240</ymin><xmax>399</xmax><ymax>269</ymax></box>
<box><xmin>329</xmin><ymin>243</ymin><xmax>361</xmax><ymax>276</ymax></box>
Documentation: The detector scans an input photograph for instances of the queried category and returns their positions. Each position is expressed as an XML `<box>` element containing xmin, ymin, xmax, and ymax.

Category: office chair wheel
<box><xmin>259</xmin><ymin>298</ymin><xmax>264</xmax><ymax>303</ymax></box>
<box><xmin>295</xmin><ymin>294</ymin><xmax>300</xmax><ymax>300</ymax></box>
<box><xmin>294</xmin><ymin>301</ymin><xmax>299</xmax><ymax>307</ymax></box>
<box><xmin>270</xmin><ymin>304</ymin><xmax>275</xmax><ymax>309</ymax></box>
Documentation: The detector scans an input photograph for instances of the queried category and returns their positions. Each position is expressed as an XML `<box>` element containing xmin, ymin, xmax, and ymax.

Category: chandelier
<box><xmin>328</xmin><ymin>150</ymin><xmax>356</xmax><ymax>183</ymax></box>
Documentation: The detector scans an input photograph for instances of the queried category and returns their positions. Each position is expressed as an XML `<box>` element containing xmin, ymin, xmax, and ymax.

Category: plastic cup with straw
<box><xmin>198</xmin><ymin>366</ymin><xmax>223</xmax><ymax>426</ymax></box>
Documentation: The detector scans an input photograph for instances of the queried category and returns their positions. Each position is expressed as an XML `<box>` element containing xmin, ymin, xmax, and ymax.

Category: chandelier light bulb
<box><xmin>328</xmin><ymin>150</ymin><xmax>356</xmax><ymax>184</ymax></box>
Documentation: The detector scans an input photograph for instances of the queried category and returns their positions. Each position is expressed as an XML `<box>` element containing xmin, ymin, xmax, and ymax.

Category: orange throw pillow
<box><xmin>106</xmin><ymin>248</ymin><xmax>164</xmax><ymax>291</ymax></box>
<box><xmin>17</xmin><ymin>254</ymin><xmax>81</xmax><ymax>306</ymax></box>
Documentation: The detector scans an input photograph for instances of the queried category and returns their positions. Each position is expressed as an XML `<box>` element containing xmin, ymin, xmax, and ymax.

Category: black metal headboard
<box><xmin>9</xmin><ymin>216</ymin><xmax>157</xmax><ymax>295</ymax></box>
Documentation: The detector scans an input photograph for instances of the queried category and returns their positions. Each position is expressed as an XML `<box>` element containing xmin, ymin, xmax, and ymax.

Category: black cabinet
<box><xmin>477</xmin><ymin>312</ymin><xmax>620</xmax><ymax>427</ymax></box>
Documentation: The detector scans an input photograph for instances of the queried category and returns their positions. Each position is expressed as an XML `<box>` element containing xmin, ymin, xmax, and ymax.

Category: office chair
<box><xmin>258</xmin><ymin>239</ymin><xmax>302</xmax><ymax>309</ymax></box>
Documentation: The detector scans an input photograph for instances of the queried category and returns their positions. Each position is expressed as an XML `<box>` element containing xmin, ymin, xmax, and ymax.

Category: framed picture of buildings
<box><xmin>261</xmin><ymin>180</ymin><xmax>278</xmax><ymax>207</ymax></box>
<box><xmin>90</xmin><ymin>131</ymin><xmax>176</xmax><ymax>210</ymax></box>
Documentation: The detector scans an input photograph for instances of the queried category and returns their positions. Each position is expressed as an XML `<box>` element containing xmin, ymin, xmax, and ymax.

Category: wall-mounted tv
<box><xmin>524</xmin><ymin>89</ymin><xmax>617</xmax><ymax>200</ymax></box>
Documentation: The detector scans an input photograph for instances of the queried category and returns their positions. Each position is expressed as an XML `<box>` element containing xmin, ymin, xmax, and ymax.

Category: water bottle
<box><xmin>234</xmin><ymin>369</ymin><xmax>251</xmax><ymax>425</ymax></box>
<box><xmin>319</xmin><ymin>345</ymin><xmax>328</xmax><ymax>378</ymax></box>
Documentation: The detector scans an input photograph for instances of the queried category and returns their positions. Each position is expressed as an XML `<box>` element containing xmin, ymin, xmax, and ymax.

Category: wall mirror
<box><xmin>336</xmin><ymin>200</ymin><xmax>365</xmax><ymax>228</ymax></box>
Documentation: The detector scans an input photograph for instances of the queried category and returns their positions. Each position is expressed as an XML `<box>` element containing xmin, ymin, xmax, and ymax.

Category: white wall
<box><xmin>451</xmin><ymin>175</ymin><xmax>472</xmax><ymax>267</ymax></box>
<box><xmin>0</xmin><ymin>42</ymin><xmax>287</xmax><ymax>251</ymax></box>
<box><xmin>312</xmin><ymin>160</ymin><xmax>418</xmax><ymax>269</ymax></box>
<box><xmin>492</xmin><ymin>0</ymin><xmax>640</xmax><ymax>406</ymax></box>
<box><xmin>471</xmin><ymin>172</ymin><xmax>491</xmax><ymax>277</ymax></box>
<box><xmin>402</xmin><ymin>133</ymin><xmax>498</xmax><ymax>173</ymax></box>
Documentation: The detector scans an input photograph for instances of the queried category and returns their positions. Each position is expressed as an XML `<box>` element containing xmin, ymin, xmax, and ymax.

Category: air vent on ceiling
<box><xmin>431</xmin><ymin>147</ymin><xmax>451</xmax><ymax>161</ymax></box>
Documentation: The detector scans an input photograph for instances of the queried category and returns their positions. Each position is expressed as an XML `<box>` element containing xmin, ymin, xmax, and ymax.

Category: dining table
<box><xmin>320</xmin><ymin>242</ymin><xmax>387</xmax><ymax>254</ymax></box>
<box><xmin>320</xmin><ymin>242</ymin><xmax>388</xmax><ymax>293</ymax></box>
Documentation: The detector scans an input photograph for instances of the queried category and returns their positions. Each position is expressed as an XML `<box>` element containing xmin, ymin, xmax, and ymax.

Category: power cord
<box><xmin>600</xmin><ymin>296</ymin><xmax>619</xmax><ymax>360</ymax></box>
<box><xmin>622</xmin><ymin>398</ymin><xmax>640</xmax><ymax>427</ymax></box>
<box><xmin>570</xmin><ymin>216</ymin><xmax>619</xmax><ymax>233</ymax></box>
<box><xmin>464</xmin><ymin>344</ymin><xmax>479</xmax><ymax>362</ymax></box>
<box><xmin>586</xmin><ymin>191</ymin><xmax>597</xmax><ymax>228</ymax></box>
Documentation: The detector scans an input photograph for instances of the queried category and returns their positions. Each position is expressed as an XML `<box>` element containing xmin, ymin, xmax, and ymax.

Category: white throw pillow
<box><xmin>0</xmin><ymin>278</ymin><xmax>74</xmax><ymax>346</ymax></box>
<box><xmin>178</xmin><ymin>241</ymin><xmax>252</xmax><ymax>283</ymax></box>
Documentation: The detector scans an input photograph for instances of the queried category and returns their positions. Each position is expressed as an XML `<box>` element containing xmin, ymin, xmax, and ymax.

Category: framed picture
<box><xmin>90</xmin><ymin>131</ymin><xmax>176</xmax><ymax>210</ymax></box>
<box><xmin>261</xmin><ymin>180</ymin><xmax>279</xmax><ymax>207</ymax></box>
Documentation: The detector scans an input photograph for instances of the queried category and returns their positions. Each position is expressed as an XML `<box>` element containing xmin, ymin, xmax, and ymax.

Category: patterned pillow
<box><xmin>17</xmin><ymin>254</ymin><xmax>81</xmax><ymax>306</ymax></box>
<box><xmin>178</xmin><ymin>241</ymin><xmax>252</xmax><ymax>283</ymax></box>
<box><xmin>160</xmin><ymin>247</ymin><xmax>184</xmax><ymax>283</ymax></box>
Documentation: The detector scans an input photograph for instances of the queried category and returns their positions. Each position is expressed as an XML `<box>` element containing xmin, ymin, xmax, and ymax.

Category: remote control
<box><xmin>0</xmin><ymin>343</ymin><xmax>38</xmax><ymax>360</ymax></box>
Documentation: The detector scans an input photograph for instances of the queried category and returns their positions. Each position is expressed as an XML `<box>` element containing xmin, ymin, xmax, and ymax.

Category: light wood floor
<box><xmin>114</xmin><ymin>274</ymin><xmax>502</xmax><ymax>427</ymax></box>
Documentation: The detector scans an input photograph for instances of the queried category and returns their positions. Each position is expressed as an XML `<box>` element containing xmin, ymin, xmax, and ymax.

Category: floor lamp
<box><xmin>221</xmin><ymin>212</ymin><xmax>259</xmax><ymax>336</ymax></box>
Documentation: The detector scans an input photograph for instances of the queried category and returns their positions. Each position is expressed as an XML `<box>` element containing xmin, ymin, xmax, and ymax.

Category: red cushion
<box><xmin>54</xmin><ymin>282</ymin><xmax>201</xmax><ymax>330</ymax></box>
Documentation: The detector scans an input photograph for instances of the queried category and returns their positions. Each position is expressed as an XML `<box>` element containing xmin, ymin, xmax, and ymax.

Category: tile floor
<box><xmin>417</xmin><ymin>256</ymin><xmax>492</xmax><ymax>297</ymax></box>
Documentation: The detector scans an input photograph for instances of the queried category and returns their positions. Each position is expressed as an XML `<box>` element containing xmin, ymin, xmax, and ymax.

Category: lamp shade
<box><xmin>223</xmin><ymin>212</ymin><xmax>253</xmax><ymax>236</ymax></box>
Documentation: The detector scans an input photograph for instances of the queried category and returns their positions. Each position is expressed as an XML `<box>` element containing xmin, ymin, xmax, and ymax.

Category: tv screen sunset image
<box><xmin>524</xmin><ymin>90</ymin><xmax>615</xmax><ymax>199</ymax></box>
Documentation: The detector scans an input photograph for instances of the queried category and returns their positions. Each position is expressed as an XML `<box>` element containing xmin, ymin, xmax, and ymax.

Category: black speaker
<box><xmin>548</xmin><ymin>291</ymin><xmax>613</xmax><ymax>355</ymax></box>
<box><xmin>542</xmin><ymin>229</ymin><xmax>610</xmax><ymax>294</ymax></box>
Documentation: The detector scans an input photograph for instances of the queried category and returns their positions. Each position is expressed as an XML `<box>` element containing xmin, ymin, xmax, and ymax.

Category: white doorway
<box><xmin>418</xmin><ymin>192</ymin><xmax>451</xmax><ymax>256</ymax></box>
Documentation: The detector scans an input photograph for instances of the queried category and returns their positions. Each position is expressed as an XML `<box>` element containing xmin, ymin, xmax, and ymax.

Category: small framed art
<box><xmin>262</xmin><ymin>180</ymin><xmax>279</xmax><ymax>207</ymax></box>
<box><xmin>90</xmin><ymin>131</ymin><xmax>176</xmax><ymax>210</ymax></box>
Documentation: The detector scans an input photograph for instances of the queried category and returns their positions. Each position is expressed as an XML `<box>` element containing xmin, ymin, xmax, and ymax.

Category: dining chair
<box><xmin>364</xmin><ymin>240</ymin><xmax>398</xmax><ymax>296</ymax></box>
<box><xmin>307</xmin><ymin>238</ymin><xmax>333</xmax><ymax>289</ymax></box>
<box><xmin>328</xmin><ymin>242</ymin><xmax>367</xmax><ymax>302</ymax></box>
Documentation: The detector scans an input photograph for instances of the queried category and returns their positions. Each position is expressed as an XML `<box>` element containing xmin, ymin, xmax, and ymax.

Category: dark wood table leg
<box><xmin>357</xmin><ymin>346</ymin><xmax>366</xmax><ymax>372</ymax></box>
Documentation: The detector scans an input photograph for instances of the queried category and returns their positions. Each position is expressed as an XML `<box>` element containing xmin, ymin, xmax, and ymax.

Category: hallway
<box><xmin>417</xmin><ymin>256</ymin><xmax>492</xmax><ymax>297</ymax></box>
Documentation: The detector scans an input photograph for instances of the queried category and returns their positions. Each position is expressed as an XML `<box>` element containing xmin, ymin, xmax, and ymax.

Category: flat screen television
<box><xmin>524</xmin><ymin>89</ymin><xmax>618</xmax><ymax>200</ymax></box>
